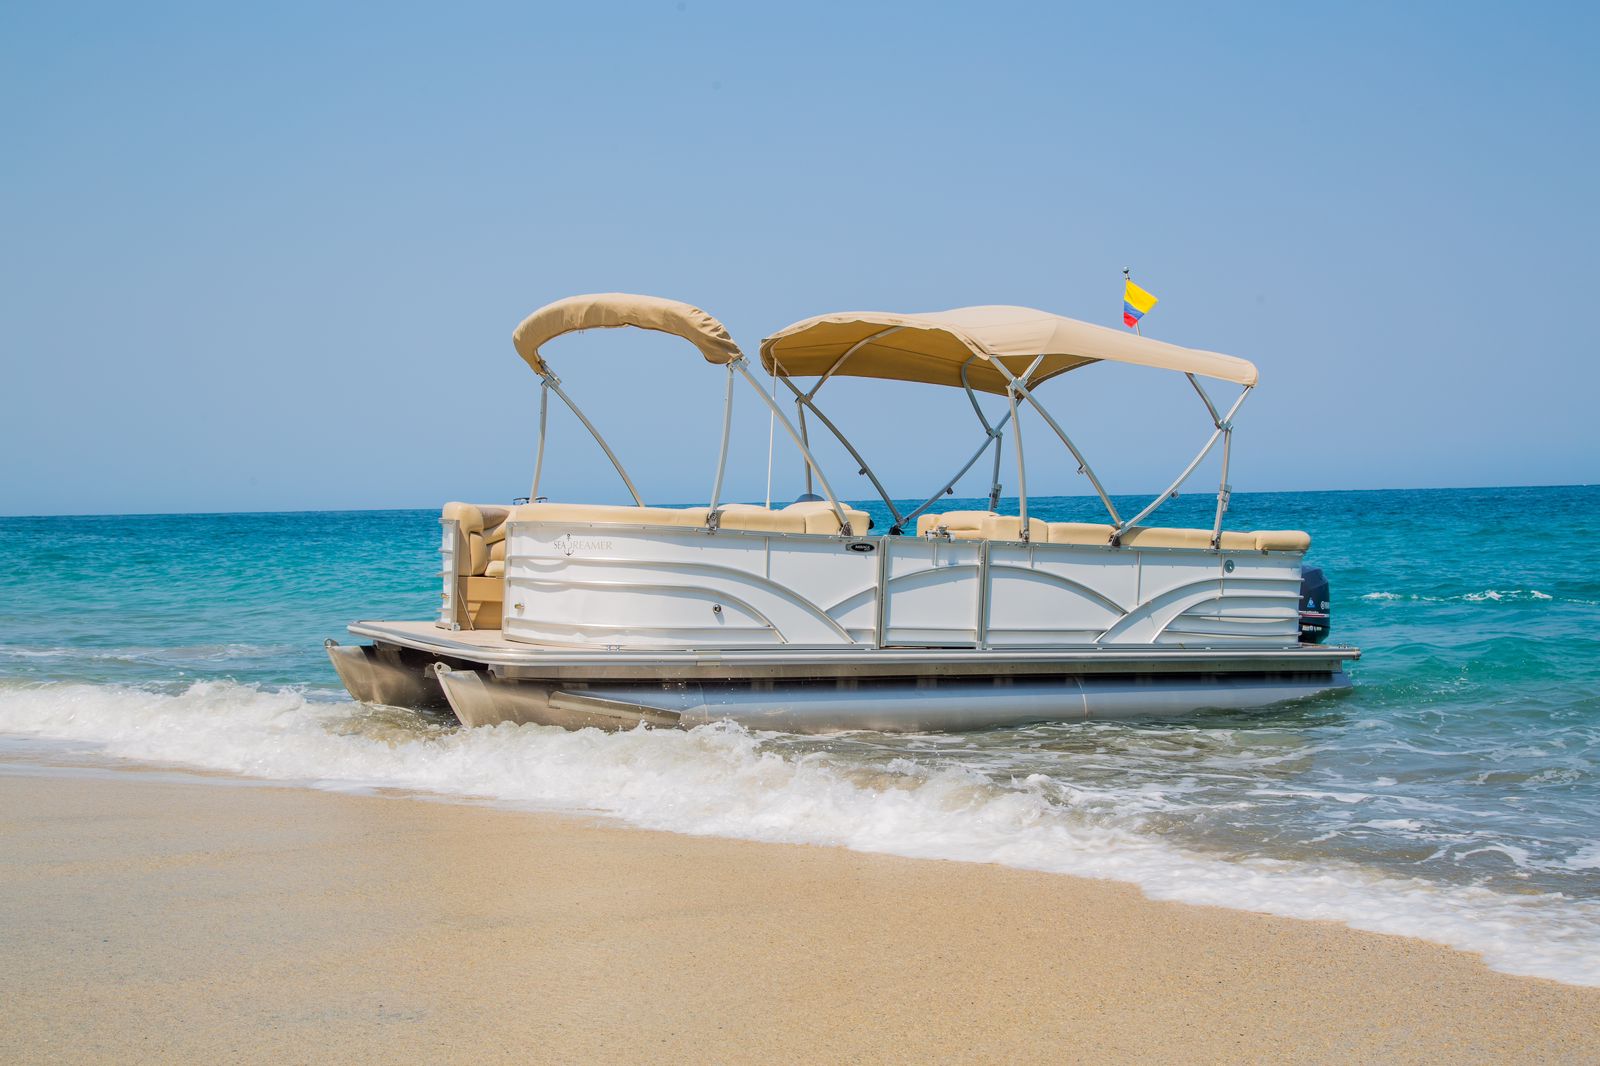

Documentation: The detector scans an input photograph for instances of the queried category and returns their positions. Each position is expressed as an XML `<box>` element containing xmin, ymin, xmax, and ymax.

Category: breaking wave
<box><xmin>1</xmin><ymin>677</ymin><xmax>1598</xmax><ymax>988</ymax></box>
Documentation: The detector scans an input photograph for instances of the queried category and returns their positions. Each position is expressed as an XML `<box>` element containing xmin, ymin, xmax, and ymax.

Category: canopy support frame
<box><xmin>530</xmin><ymin>379</ymin><xmax>550</xmax><ymax>502</ymax></box>
<box><xmin>1009</xmin><ymin>380</ymin><xmax>1029</xmax><ymax>540</ymax></box>
<box><xmin>1113</xmin><ymin>386</ymin><xmax>1251</xmax><ymax>539</ymax></box>
<box><xmin>732</xmin><ymin>358</ymin><xmax>853</xmax><ymax>533</ymax></box>
<box><xmin>709</xmin><ymin>362</ymin><xmax>736</xmax><ymax>512</ymax></box>
<box><xmin>988</xmin><ymin>358</ymin><xmax>1123</xmax><ymax>528</ymax></box>
<box><xmin>960</xmin><ymin>357</ymin><xmax>1006</xmax><ymax>513</ymax></box>
<box><xmin>1189</xmin><ymin>373</ymin><xmax>1236</xmax><ymax>549</ymax></box>
<box><xmin>541</xmin><ymin>373</ymin><xmax>646</xmax><ymax>508</ymax></box>
<box><xmin>776</xmin><ymin>375</ymin><xmax>904</xmax><ymax>527</ymax></box>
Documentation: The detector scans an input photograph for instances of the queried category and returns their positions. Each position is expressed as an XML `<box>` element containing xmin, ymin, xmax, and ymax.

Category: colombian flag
<box><xmin>1123</xmin><ymin>279</ymin><xmax>1158</xmax><ymax>329</ymax></box>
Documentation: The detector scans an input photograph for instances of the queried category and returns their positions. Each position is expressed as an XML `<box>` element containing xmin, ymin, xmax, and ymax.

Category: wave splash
<box><xmin>1</xmin><ymin>678</ymin><xmax>1598</xmax><ymax>988</ymax></box>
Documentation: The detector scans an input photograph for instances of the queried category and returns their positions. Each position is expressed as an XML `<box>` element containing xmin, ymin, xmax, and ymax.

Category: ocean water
<box><xmin>2</xmin><ymin>486</ymin><xmax>1598</xmax><ymax>986</ymax></box>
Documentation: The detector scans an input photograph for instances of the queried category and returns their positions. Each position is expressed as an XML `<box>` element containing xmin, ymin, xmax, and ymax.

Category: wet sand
<box><xmin>2</xmin><ymin>766</ymin><xmax>1597</xmax><ymax>1064</ymax></box>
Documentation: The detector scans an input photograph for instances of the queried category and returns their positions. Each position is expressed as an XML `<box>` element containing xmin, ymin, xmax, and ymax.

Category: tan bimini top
<box><xmin>513</xmin><ymin>293</ymin><xmax>743</xmax><ymax>375</ymax></box>
<box><xmin>760</xmin><ymin>305</ymin><xmax>1258</xmax><ymax>395</ymax></box>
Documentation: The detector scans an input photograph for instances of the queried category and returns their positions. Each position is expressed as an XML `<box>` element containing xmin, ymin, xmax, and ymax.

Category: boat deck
<box><xmin>349</xmin><ymin>620</ymin><xmax>1359</xmax><ymax>683</ymax></box>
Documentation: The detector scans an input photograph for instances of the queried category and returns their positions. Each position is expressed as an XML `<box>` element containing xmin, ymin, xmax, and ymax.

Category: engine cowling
<box><xmin>1299</xmin><ymin>566</ymin><xmax>1331</xmax><ymax>644</ymax></box>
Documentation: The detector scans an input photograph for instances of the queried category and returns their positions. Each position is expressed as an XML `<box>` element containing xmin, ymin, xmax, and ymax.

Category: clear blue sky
<box><xmin>3</xmin><ymin>2</ymin><xmax>1596</xmax><ymax>516</ymax></box>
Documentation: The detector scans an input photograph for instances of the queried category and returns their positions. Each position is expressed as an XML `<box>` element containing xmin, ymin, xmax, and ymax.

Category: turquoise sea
<box><xmin>2</xmin><ymin>485</ymin><xmax>1598</xmax><ymax>985</ymax></box>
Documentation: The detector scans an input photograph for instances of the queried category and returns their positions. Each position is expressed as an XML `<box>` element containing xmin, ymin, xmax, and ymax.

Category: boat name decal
<box><xmin>555</xmin><ymin>533</ymin><xmax>613</xmax><ymax>556</ymax></box>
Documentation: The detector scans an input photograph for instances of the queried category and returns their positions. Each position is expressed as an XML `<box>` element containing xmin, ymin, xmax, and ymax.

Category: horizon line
<box><xmin>2</xmin><ymin>481</ymin><xmax>1593</xmax><ymax>521</ymax></box>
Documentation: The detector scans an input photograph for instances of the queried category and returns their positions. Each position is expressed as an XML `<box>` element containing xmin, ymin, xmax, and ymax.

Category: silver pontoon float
<box><xmin>327</xmin><ymin>293</ymin><xmax>1357</xmax><ymax>733</ymax></box>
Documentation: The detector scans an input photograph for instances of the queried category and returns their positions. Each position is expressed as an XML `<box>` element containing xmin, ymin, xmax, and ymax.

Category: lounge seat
<box><xmin>506</xmin><ymin>500</ymin><xmax>871</xmax><ymax>536</ymax></box>
<box><xmin>441</xmin><ymin>502</ymin><xmax>512</xmax><ymax>629</ymax></box>
<box><xmin>1251</xmin><ymin>530</ymin><xmax>1312</xmax><ymax>551</ymax></box>
<box><xmin>780</xmin><ymin>500</ymin><xmax>871</xmax><ymax>535</ymax></box>
<box><xmin>916</xmin><ymin>510</ymin><xmax>996</xmax><ymax>540</ymax></box>
<box><xmin>1044</xmin><ymin>522</ymin><xmax>1116</xmax><ymax>545</ymax></box>
<box><xmin>915</xmin><ymin>510</ymin><xmax>1310</xmax><ymax>552</ymax></box>
<box><xmin>981</xmin><ymin>515</ymin><xmax>1047</xmax><ymax>542</ymax></box>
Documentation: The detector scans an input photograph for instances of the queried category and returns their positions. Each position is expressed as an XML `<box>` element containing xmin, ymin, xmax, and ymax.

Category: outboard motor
<box><xmin>1299</xmin><ymin>566</ymin><xmax>1331</xmax><ymax>644</ymax></box>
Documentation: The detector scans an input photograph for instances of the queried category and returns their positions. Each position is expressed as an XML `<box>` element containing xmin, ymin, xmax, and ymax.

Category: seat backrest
<box><xmin>1044</xmin><ymin>522</ymin><xmax>1116</xmax><ymax>546</ymax></box>
<box><xmin>780</xmin><ymin>500</ymin><xmax>871</xmax><ymax>535</ymax></box>
<box><xmin>502</xmin><ymin>500</ymin><xmax>870</xmax><ymax>536</ymax></box>
<box><xmin>981</xmin><ymin>515</ymin><xmax>1047</xmax><ymax>542</ymax></box>
<box><xmin>916</xmin><ymin>510</ymin><xmax>995</xmax><ymax>540</ymax></box>
<box><xmin>440</xmin><ymin>502</ymin><xmax>513</xmax><ymax>630</ymax></box>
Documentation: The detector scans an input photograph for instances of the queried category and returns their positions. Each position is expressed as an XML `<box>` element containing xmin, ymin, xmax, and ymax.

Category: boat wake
<box><xmin>1</xmin><ymin>677</ymin><xmax>1598</xmax><ymax>988</ymax></box>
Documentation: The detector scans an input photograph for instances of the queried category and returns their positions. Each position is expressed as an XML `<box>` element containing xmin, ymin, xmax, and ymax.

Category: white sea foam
<box><xmin>1566</xmin><ymin>845</ymin><xmax>1600</xmax><ymax>871</ymax></box>
<box><xmin>1</xmin><ymin>678</ymin><xmax>1598</xmax><ymax>988</ymax></box>
<box><xmin>1361</xmin><ymin>589</ymin><xmax>1561</xmax><ymax>604</ymax></box>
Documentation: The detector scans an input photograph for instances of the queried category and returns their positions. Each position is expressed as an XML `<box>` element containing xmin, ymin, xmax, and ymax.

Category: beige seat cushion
<box><xmin>508</xmin><ymin>502</ymin><xmax>711</xmax><ymax>527</ymax></box>
<box><xmin>1044</xmin><ymin>522</ymin><xmax>1115</xmax><ymax>546</ymax></box>
<box><xmin>981</xmin><ymin>515</ymin><xmax>1047</xmax><ymax>542</ymax></box>
<box><xmin>1253</xmin><ymin>530</ymin><xmax>1312</xmax><ymax>551</ymax></box>
<box><xmin>916</xmin><ymin>510</ymin><xmax>996</xmax><ymax>539</ymax></box>
<box><xmin>441</xmin><ymin>502</ymin><xmax>492</xmax><ymax>536</ymax></box>
<box><xmin>443</xmin><ymin>503</ymin><xmax>513</xmax><ymax>572</ymax></box>
<box><xmin>481</xmin><ymin>512</ymin><xmax>511</xmax><ymax>545</ymax></box>
<box><xmin>1114</xmin><ymin>526</ymin><xmax>1289</xmax><ymax>551</ymax></box>
<box><xmin>504</xmin><ymin>500</ymin><xmax>867</xmax><ymax>536</ymax></box>
<box><xmin>1117</xmin><ymin>526</ymin><xmax>1217</xmax><ymax>549</ymax></box>
<box><xmin>714</xmin><ymin>505</ymin><xmax>808</xmax><ymax>533</ymax></box>
<box><xmin>465</xmin><ymin>534</ymin><xmax>490</xmax><ymax>575</ymax></box>
<box><xmin>483</xmin><ymin>559</ymin><xmax>506</xmax><ymax>578</ymax></box>
<box><xmin>781</xmin><ymin>501</ymin><xmax>871</xmax><ymax>535</ymax></box>
<box><xmin>1218</xmin><ymin>530</ymin><xmax>1260</xmax><ymax>551</ymax></box>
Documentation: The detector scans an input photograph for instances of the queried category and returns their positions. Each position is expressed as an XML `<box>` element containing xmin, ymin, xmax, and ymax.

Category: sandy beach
<box><xmin>1</xmin><ymin>764</ymin><xmax>1596</xmax><ymax>1064</ymax></box>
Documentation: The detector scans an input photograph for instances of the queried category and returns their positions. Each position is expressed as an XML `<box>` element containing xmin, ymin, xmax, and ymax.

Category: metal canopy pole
<box><xmin>895</xmin><ymin>415</ymin><xmax>1011</xmax><ymax>532</ymax></box>
<box><xmin>803</xmin><ymin>326</ymin><xmax>904</xmax><ymax>401</ymax></box>
<box><xmin>530</xmin><ymin>379</ymin><xmax>550</xmax><ymax>501</ymax></box>
<box><xmin>898</xmin><ymin>359</ymin><xmax>1016</xmax><ymax>534</ymax></box>
<box><xmin>777</xmin><ymin>375</ymin><xmax>904</xmax><ymax>526</ymax></box>
<box><xmin>1186</xmin><ymin>373</ymin><xmax>1222</xmax><ymax>424</ymax></box>
<box><xmin>709</xmin><ymin>362</ymin><xmax>735</xmax><ymax>511</ymax></box>
<box><xmin>733</xmin><ymin>359</ymin><xmax>852</xmax><ymax>532</ymax></box>
<box><xmin>988</xmin><ymin>357</ymin><xmax>1122</xmax><ymax>527</ymax></box>
<box><xmin>542</xmin><ymin>374</ymin><xmax>646</xmax><ymax>507</ymax></box>
<box><xmin>1116</xmin><ymin>386</ymin><xmax>1251</xmax><ymax>534</ymax></box>
<box><xmin>786</xmin><ymin>328</ymin><xmax>902</xmax><ymax>496</ymax></box>
<box><xmin>1211</xmin><ymin>423</ymin><xmax>1233</xmax><ymax>547</ymax></box>
<box><xmin>796</xmin><ymin>403</ymin><xmax>813</xmax><ymax>496</ymax></box>
<box><xmin>1008</xmin><ymin>382</ymin><xmax>1029</xmax><ymax>539</ymax></box>
<box><xmin>988</xmin><ymin>433</ymin><xmax>1004</xmax><ymax>512</ymax></box>
<box><xmin>958</xmin><ymin>356</ymin><xmax>1005</xmax><ymax>511</ymax></box>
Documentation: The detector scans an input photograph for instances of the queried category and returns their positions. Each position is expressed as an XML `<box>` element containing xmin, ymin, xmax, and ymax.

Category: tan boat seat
<box><xmin>1252</xmin><ymin>530</ymin><xmax>1312</xmax><ymax>551</ymax></box>
<box><xmin>981</xmin><ymin>515</ymin><xmax>1047</xmax><ymax>542</ymax></box>
<box><xmin>504</xmin><ymin>500</ymin><xmax>869</xmax><ymax>536</ymax></box>
<box><xmin>1045</xmin><ymin>522</ymin><xmax>1117</xmax><ymax>545</ymax></box>
<box><xmin>907</xmin><ymin>513</ymin><xmax>1312</xmax><ymax>553</ymax></box>
<box><xmin>713</xmin><ymin>504</ymin><xmax>808</xmax><ymax>533</ymax></box>
<box><xmin>781</xmin><ymin>500</ymin><xmax>871</xmax><ymax>535</ymax></box>
<box><xmin>441</xmin><ymin>501</ymin><xmax>510</xmax><ymax>538</ymax></box>
<box><xmin>442</xmin><ymin>502</ymin><xmax>513</xmax><ymax>577</ymax></box>
<box><xmin>916</xmin><ymin>510</ymin><xmax>996</xmax><ymax>540</ymax></box>
<box><xmin>441</xmin><ymin>502</ymin><xmax>515</xmax><ymax>629</ymax></box>
<box><xmin>507</xmin><ymin>502</ymin><xmax>712</xmax><ymax>527</ymax></box>
<box><xmin>1118</xmin><ymin>526</ymin><xmax>1212</xmax><ymax>549</ymax></box>
<box><xmin>1116</xmin><ymin>526</ymin><xmax>1310</xmax><ymax>551</ymax></box>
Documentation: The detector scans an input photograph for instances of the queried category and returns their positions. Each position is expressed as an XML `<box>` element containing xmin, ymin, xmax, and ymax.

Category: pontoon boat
<box><xmin>327</xmin><ymin>294</ymin><xmax>1357</xmax><ymax>732</ymax></box>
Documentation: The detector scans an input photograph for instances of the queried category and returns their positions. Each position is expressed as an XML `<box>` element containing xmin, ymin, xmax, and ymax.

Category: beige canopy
<box><xmin>760</xmin><ymin>306</ymin><xmax>1258</xmax><ymax>394</ymax></box>
<box><xmin>513</xmin><ymin>293</ymin><xmax>743</xmax><ymax>375</ymax></box>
